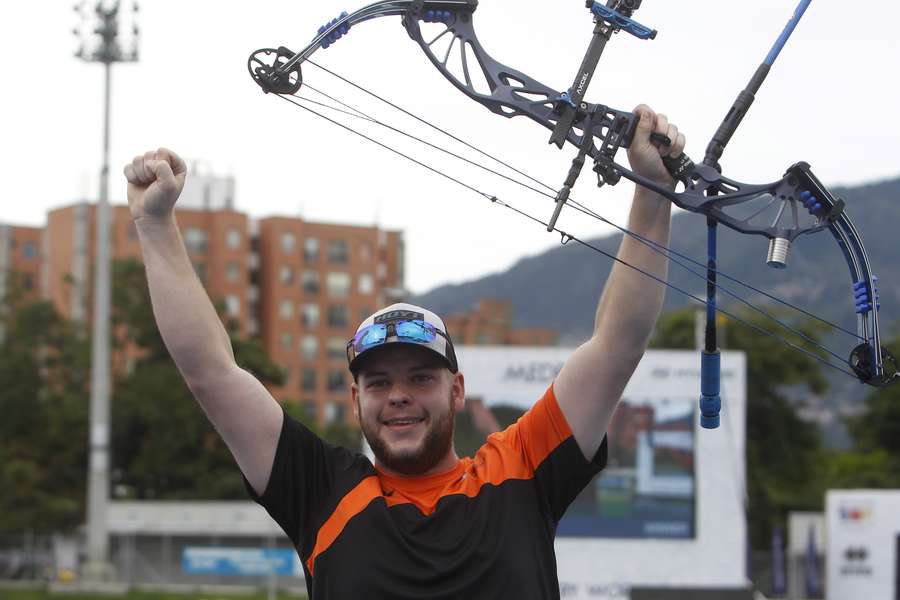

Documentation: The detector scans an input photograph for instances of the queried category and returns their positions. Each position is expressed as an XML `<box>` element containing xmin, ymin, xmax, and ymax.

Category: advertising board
<box><xmin>457</xmin><ymin>347</ymin><xmax>748</xmax><ymax>598</ymax></box>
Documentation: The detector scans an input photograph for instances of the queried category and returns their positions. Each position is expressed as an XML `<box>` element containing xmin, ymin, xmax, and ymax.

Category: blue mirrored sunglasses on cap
<box><xmin>346</xmin><ymin>319</ymin><xmax>454</xmax><ymax>368</ymax></box>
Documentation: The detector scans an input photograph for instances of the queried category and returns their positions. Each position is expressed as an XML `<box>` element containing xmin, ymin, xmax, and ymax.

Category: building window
<box><xmin>280</xmin><ymin>332</ymin><xmax>293</xmax><ymax>350</ymax></box>
<box><xmin>280</xmin><ymin>265</ymin><xmax>294</xmax><ymax>285</ymax></box>
<box><xmin>327</xmin><ymin>370</ymin><xmax>346</xmax><ymax>392</ymax></box>
<box><xmin>227</xmin><ymin>261</ymin><xmax>241</xmax><ymax>283</ymax></box>
<box><xmin>301</xmin><ymin>303</ymin><xmax>320</xmax><ymax>328</ymax></box>
<box><xmin>326</xmin><ymin>272</ymin><xmax>351</xmax><ymax>298</ymax></box>
<box><xmin>328</xmin><ymin>240</ymin><xmax>349</xmax><ymax>264</ymax></box>
<box><xmin>304</xmin><ymin>238</ymin><xmax>319</xmax><ymax>262</ymax></box>
<box><xmin>280</xmin><ymin>299</ymin><xmax>294</xmax><ymax>320</ymax></box>
<box><xmin>300</xmin><ymin>335</ymin><xmax>318</xmax><ymax>361</ymax></box>
<box><xmin>227</xmin><ymin>228</ymin><xmax>242</xmax><ymax>250</ymax></box>
<box><xmin>358</xmin><ymin>274</ymin><xmax>374</xmax><ymax>295</ymax></box>
<box><xmin>327</xmin><ymin>337</ymin><xmax>345</xmax><ymax>361</ymax></box>
<box><xmin>22</xmin><ymin>242</ymin><xmax>37</xmax><ymax>259</ymax></box>
<box><xmin>324</xmin><ymin>401</ymin><xmax>346</xmax><ymax>424</ymax></box>
<box><xmin>224</xmin><ymin>295</ymin><xmax>240</xmax><ymax>317</ymax></box>
<box><xmin>302</xmin><ymin>271</ymin><xmax>320</xmax><ymax>294</ymax></box>
<box><xmin>23</xmin><ymin>275</ymin><xmax>34</xmax><ymax>291</ymax></box>
<box><xmin>185</xmin><ymin>228</ymin><xmax>208</xmax><ymax>253</ymax></box>
<box><xmin>301</xmin><ymin>369</ymin><xmax>317</xmax><ymax>392</ymax></box>
<box><xmin>327</xmin><ymin>305</ymin><xmax>348</xmax><ymax>328</ymax></box>
<box><xmin>282</xmin><ymin>232</ymin><xmax>296</xmax><ymax>253</ymax></box>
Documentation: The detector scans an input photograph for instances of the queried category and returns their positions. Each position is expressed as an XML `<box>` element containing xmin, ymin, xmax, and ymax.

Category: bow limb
<box><xmin>249</xmin><ymin>0</ymin><xmax>643</xmax><ymax>156</ymax></box>
<box><xmin>606</xmin><ymin>155</ymin><xmax>897</xmax><ymax>386</ymax></box>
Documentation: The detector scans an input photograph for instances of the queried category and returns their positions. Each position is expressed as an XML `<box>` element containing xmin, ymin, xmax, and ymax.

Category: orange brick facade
<box><xmin>0</xmin><ymin>224</ymin><xmax>43</xmax><ymax>306</ymax></box>
<box><xmin>255</xmin><ymin>217</ymin><xmax>404</xmax><ymax>422</ymax></box>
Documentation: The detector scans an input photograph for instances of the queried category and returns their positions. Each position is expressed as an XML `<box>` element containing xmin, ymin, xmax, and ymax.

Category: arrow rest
<box><xmin>248</xmin><ymin>47</ymin><xmax>302</xmax><ymax>94</ymax></box>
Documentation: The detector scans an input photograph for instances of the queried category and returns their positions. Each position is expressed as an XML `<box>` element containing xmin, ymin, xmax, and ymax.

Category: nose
<box><xmin>387</xmin><ymin>381</ymin><xmax>413</xmax><ymax>407</ymax></box>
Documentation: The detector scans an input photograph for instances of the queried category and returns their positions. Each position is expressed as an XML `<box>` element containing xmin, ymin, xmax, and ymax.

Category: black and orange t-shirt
<box><xmin>246</xmin><ymin>385</ymin><xmax>607</xmax><ymax>599</ymax></box>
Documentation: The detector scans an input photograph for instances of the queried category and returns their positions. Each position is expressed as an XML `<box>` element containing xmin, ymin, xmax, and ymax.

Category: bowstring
<box><xmin>271</xmin><ymin>77</ymin><xmax>861</xmax><ymax>380</ymax></box>
<box><xmin>292</xmin><ymin>83</ymin><xmax>860</xmax><ymax>368</ymax></box>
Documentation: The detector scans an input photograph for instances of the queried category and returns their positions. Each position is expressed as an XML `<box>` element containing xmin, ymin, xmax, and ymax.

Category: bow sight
<box><xmin>249</xmin><ymin>0</ymin><xmax>898</xmax><ymax>428</ymax></box>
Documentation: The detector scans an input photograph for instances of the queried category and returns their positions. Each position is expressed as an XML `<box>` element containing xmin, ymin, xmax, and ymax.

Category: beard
<box><xmin>363</xmin><ymin>395</ymin><xmax>456</xmax><ymax>476</ymax></box>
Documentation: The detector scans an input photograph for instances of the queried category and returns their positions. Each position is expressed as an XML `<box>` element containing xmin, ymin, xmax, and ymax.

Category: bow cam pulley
<box><xmin>249</xmin><ymin>47</ymin><xmax>303</xmax><ymax>95</ymax></box>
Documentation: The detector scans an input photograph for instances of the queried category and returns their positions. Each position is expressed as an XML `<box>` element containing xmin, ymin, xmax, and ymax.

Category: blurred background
<box><xmin>2</xmin><ymin>1</ymin><xmax>899</xmax><ymax>599</ymax></box>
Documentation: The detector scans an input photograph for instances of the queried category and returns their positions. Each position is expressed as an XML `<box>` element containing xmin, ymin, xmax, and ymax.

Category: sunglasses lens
<box><xmin>395</xmin><ymin>320</ymin><xmax>436</xmax><ymax>343</ymax></box>
<box><xmin>353</xmin><ymin>324</ymin><xmax>387</xmax><ymax>352</ymax></box>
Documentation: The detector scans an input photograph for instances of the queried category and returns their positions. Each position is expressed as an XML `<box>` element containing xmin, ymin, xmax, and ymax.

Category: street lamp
<box><xmin>73</xmin><ymin>0</ymin><xmax>139</xmax><ymax>581</ymax></box>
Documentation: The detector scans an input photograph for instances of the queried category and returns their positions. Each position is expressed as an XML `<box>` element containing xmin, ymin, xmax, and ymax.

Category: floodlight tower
<box><xmin>73</xmin><ymin>0</ymin><xmax>139</xmax><ymax>580</ymax></box>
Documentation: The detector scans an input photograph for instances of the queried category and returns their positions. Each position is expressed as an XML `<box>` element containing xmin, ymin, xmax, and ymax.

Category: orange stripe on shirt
<box><xmin>307</xmin><ymin>386</ymin><xmax>572</xmax><ymax>572</ymax></box>
<box><xmin>306</xmin><ymin>475</ymin><xmax>382</xmax><ymax>575</ymax></box>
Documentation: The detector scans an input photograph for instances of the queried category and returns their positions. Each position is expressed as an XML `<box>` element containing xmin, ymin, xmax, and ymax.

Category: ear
<box><xmin>450</xmin><ymin>371</ymin><xmax>466</xmax><ymax>413</ymax></box>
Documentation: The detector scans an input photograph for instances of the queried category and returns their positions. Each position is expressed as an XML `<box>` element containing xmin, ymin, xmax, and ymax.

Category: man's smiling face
<box><xmin>351</xmin><ymin>344</ymin><xmax>465</xmax><ymax>476</ymax></box>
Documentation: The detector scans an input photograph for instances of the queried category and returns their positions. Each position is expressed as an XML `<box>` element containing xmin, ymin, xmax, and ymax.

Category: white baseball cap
<box><xmin>347</xmin><ymin>303</ymin><xmax>458</xmax><ymax>375</ymax></box>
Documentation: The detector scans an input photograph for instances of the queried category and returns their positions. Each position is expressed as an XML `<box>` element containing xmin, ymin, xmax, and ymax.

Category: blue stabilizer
<box><xmin>764</xmin><ymin>0</ymin><xmax>813</xmax><ymax>66</ymax></box>
<box><xmin>700</xmin><ymin>350</ymin><xmax>722</xmax><ymax>429</ymax></box>
<box><xmin>318</xmin><ymin>11</ymin><xmax>350</xmax><ymax>49</ymax></box>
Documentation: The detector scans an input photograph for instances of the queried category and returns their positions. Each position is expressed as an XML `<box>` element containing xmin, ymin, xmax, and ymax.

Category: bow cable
<box><xmin>273</xmin><ymin>88</ymin><xmax>863</xmax><ymax>381</ymax></box>
<box><xmin>304</xmin><ymin>60</ymin><xmax>863</xmax><ymax>342</ymax></box>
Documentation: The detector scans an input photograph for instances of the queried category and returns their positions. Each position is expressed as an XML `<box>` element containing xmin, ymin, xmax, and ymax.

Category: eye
<box><xmin>367</xmin><ymin>378</ymin><xmax>389</xmax><ymax>390</ymax></box>
<box><xmin>412</xmin><ymin>373</ymin><xmax>435</xmax><ymax>384</ymax></box>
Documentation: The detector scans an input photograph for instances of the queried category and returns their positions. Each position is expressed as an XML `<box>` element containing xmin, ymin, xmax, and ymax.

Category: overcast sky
<box><xmin>3</xmin><ymin>1</ymin><xmax>899</xmax><ymax>293</ymax></box>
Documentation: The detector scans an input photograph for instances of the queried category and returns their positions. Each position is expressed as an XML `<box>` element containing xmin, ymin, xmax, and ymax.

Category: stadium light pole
<box><xmin>73</xmin><ymin>0</ymin><xmax>139</xmax><ymax>580</ymax></box>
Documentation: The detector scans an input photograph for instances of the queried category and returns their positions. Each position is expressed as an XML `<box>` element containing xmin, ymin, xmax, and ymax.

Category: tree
<box><xmin>649</xmin><ymin>306</ymin><xmax>828</xmax><ymax>548</ymax></box>
<box><xmin>0</xmin><ymin>274</ymin><xmax>90</xmax><ymax>533</ymax></box>
<box><xmin>837</xmin><ymin>334</ymin><xmax>900</xmax><ymax>488</ymax></box>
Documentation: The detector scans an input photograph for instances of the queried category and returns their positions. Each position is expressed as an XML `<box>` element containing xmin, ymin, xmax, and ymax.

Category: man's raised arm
<box><xmin>123</xmin><ymin>148</ymin><xmax>282</xmax><ymax>495</ymax></box>
<box><xmin>554</xmin><ymin>106</ymin><xmax>684</xmax><ymax>459</ymax></box>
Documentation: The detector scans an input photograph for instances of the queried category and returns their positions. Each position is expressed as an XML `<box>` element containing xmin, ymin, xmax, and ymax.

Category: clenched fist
<box><xmin>123</xmin><ymin>148</ymin><xmax>187</xmax><ymax>222</ymax></box>
<box><xmin>626</xmin><ymin>104</ymin><xmax>686</xmax><ymax>189</ymax></box>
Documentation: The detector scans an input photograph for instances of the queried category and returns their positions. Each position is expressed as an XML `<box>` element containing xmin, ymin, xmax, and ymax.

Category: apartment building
<box><xmin>43</xmin><ymin>203</ymin><xmax>253</xmax><ymax>337</ymax></box>
<box><xmin>256</xmin><ymin>217</ymin><xmax>404</xmax><ymax>423</ymax></box>
<box><xmin>443</xmin><ymin>299</ymin><xmax>558</xmax><ymax>347</ymax></box>
<box><xmin>30</xmin><ymin>182</ymin><xmax>403</xmax><ymax>426</ymax></box>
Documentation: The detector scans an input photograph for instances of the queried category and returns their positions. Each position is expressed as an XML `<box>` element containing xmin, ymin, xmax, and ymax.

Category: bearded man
<box><xmin>124</xmin><ymin>104</ymin><xmax>684</xmax><ymax>599</ymax></box>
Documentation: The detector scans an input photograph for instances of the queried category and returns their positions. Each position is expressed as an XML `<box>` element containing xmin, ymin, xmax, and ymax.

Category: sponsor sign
<box><xmin>826</xmin><ymin>491</ymin><xmax>900</xmax><ymax>600</ymax></box>
<box><xmin>181</xmin><ymin>547</ymin><xmax>299</xmax><ymax>577</ymax></box>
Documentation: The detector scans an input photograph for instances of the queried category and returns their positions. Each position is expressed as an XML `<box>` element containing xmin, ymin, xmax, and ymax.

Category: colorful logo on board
<box><xmin>839</xmin><ymin>503</ymin><xmax>872</xmax><ymax>522</ymax></box>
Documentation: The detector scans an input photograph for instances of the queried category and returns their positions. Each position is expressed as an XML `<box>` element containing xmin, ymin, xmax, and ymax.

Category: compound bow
<box><xmin>248</xmin><ymin>0</ymin><xmax>898</xmax><ymax>428</ymax></box>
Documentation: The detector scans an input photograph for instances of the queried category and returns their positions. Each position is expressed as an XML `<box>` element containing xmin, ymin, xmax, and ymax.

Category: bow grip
<box><xmin>663</xmin><ymin>153</ymin><xmax>695</xmax><ymax>186</ymax></box>
<box><xmin>622</xmin><ymin>114</ymin><xmax>696</xmax><ymax>185</ymax></box>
